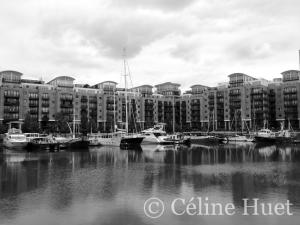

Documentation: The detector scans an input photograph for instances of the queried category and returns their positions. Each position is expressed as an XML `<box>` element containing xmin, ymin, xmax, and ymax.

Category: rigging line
<box><xmin>125</xmin><ymin>56</ymin><xmax>142</xmax><ymax>133</ymax></box>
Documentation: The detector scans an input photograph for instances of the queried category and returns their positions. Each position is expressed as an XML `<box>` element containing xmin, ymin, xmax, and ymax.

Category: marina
<box><xmin>0</xmin><ymin>1</ymin><xmax>300</xmax><ymax>224</ymax></box>
<box><xmin>1</xmin><ymin>142</ymin><xmax>300</xmax><ymax>225</ymax></box>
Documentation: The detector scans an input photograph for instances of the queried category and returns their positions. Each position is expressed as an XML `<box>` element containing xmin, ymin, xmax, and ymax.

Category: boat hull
<box><xmin>96</xmin><ymin>137</ymin><xmax>122</xmax><ymax>146</ymax></box>
<box><xmin>3</xmin><ymin>139</ymin><xmax>28</xmax><ymax>149</ymax></box>
<box><xmin>254</xmin><ymin>136</ymin><xmax>276</xmax><ymax>143</ymax></box>
<box><xmin>189</xmin><ymin>136</ymin><xmax>225</xmax><ymax>144</ymax></box>
<box><xmin>227</xmin><ymin>136</ymin><xmax>254</xmax><ymax>142</ymax></box>
<box><xmin>120</xmin><ymin>137</ymin><xmax>144</xmax><ymax>146</ymax></box>
<box><xmin>66</xmin><ymin>139</ymin><xmax>90</xmax><ymax>149</ymax></box>
<box><xmin>27</xmin><ymin>143</ymin><xmax>59</xmax><ymax>151</ymax></box>
<box><xmin>142</xmin><ymin>136</ymin><xmax>160</xmax><ymax>144</ymax></box>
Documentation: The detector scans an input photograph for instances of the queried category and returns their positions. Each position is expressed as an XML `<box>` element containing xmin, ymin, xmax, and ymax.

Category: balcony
<box><xmin>4</xmin><ymin>108</ymin><xmax>19</xmax><ymax>113</ymax></box>
<box><xmin>2</xmin><ymin>78</ymin><xmax>21</xmax><ymax>84</ymax></box>
<box><xmin>29</xmin><ymin>103</ymin><xmax>38</xmax><ymax>107</ymax></box>
<box><xmin>229</xmin><ymin>92</ymin><xmax>240</xmax><ymax>96</ymax></box>
<box><xmin>4</xmin><ymin>100</ymin><xmax>19</xmax><ymax>106</ymax></box>
<box><xmin>60</xmin><ymin>103</ymin><xmax>73</xmax><ymax>108</ymax></box>
<box><xmin>29</xmin><ymin>95</ymin><xmax>39</xmax><ymax>100</ymax></box>
<box><xmin>229</xmin><ymin>79</ymin><xmax>244</xmax><ymax>84</ymax></box>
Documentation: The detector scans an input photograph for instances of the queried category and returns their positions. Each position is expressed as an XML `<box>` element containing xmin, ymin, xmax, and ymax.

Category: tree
<box><xmin>80</xmin><ymin>109</ymin><xmax>88</xmax><ymax>136</ymax></box>
<box><xmin>22</xmin><ymin>113</ymin><xmax>40</xmax><ymax>133</ymax></box>
<box><xmin>41</xmin><ymin>114</ymin><xmax>49</xmax><ymax>133</ymax></box>
<box><xmin>0</xmin><ymin>123</ymin><xmax>8</xmax><ymax>134</ymax></box>
<box><xmin>88</xmin><ymin>117</ymin><xmax>98</xmax><ymax>133</ymax></box>
<box><xmin>54</xmin><ymin>112</ymin><xmax>70</xmax><ymax>133</ymax></box>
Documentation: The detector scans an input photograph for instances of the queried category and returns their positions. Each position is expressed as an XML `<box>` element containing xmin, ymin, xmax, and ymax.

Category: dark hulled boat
<box><xmin>27</xmin><ymin>137</ymin><xmax>59</xmax><ymax>151</ymax></box>
<box><xmin>120</xmin><ymin>136</ymin><xmax>144</xmax><ymax>148</ymax></box>
<box><xmin>66</xmin><ymin>137</ymin><xmax>90</xmax><ymax>149</ymax></box>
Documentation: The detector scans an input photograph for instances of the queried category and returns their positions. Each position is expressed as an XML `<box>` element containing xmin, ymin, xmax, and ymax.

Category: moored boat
<box><xmin>140</xmin><ymin>123</ymin><xmax>176</xmax><ymax>145</ymax></box>
<box><xmin>3</xmin><ymin>122</ymin><xmax>28</xmax><ymax>149</ymax></box>
<box><xmin>164</xmin><ymin>133</ymin><xmax>191</xmax><ymax>145</ymax></box>
<box><xmin>91</xmin><ymin>50</ymin><xmax>144</xmax><ymax>149</ymax></box>
<box><xmin>120</xmin><ymin>134</ymin><xmax>145</xmax><ymax>148</ymax></box>
<box><xmin>88</xmin><ymin>133</ymin><xmax>102</xmax><ymax>146</ymax></box>
<box><xmin>24</xmin><ymin>133</ymin><xmax>40</xmax><ymax>142</ymax></box>
<box><xmin>89</xmin><ymin>132</ymin><xmax>122</xmax><ymax>147</ymax></box>
<box><xmin>187</xmin><ymin>134</ymin><xmax>226</xmax><ymax>144</ymax></box>
<box><xmin>3</xmin><ymin>128</ymin><xmax>28</xmax><ymax>149</ymax></box>
<box><xmin>254</xmin><ymin>129</ymin><xmax>276</xmax><ymax>143</ymax></box>
<box><xmin>88</xmin><ymin>132</ymin><xmax>144</xmax><ymax>147</ymax></box>
<box><xmin>226</xmin><ymin>134</ymin><xmax>254</xmax><ymax>142</ymax></box>
<box><xmin>26</xmin><ymin>137</ymin><xmax>59</xmax><ymax>151</ymax></box>
<box><xmin>65</xmin><ymin>137</ymin><xmax>90</xmax><ymax>149</ymax></box>
<box><xmin>53</xmin><ymin>136</ymin><xmax>72</xmax><ymax>148</ymax></box>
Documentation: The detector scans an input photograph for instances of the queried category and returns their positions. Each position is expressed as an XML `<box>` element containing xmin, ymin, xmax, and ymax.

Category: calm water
<box><xmin>1</xmin><ymin>143</ymin><xmax>300</xmax><ymax>225</ymax></box>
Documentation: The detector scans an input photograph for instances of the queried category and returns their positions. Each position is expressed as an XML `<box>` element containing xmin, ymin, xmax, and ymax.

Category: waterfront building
<box><xmin>1</xmin><ymin>69</ymin><xmax>300</xmax><ymax>133</ymax></box>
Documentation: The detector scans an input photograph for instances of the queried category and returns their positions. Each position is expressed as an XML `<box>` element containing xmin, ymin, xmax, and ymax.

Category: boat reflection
<box><xmin>1</xmin><ymin>143</ymin><xmax>300</xmax><ymax>225</ymax></box>
<box><xmin>1</xmin><ymin>143</ymin><xmax>300</xmax><ymax>167</ymax></box>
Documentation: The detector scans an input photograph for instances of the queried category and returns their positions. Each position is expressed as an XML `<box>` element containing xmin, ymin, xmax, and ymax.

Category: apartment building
<box><xmin>1</xmin><ymin>69</ymin><xmax>300</xmax><ymax>133</ymax></box>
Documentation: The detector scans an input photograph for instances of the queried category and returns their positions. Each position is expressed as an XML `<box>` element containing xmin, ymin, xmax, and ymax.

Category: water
<box><xmin>1</xmin><ymin>143</ymin><xmax>300</xmax><ymax>225</ymax></box>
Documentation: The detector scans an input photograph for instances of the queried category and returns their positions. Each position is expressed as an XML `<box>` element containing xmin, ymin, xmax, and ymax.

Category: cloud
<box><xmin>110</xmin><ymin>0</ymin><xmax>197</xmax><ymax>11</ymax></box>
<box><xmin>0</xmin><ymin>0</ymin><xmax>300</xmax><ymax>91</ymax></box>
<box><xmin>229</xmin><ymin>41</ymin><xmax>273</xmax><ymax>61</ymax></box>
<box><xmin>38</xmin><ymin>7</ymin><xmax>189</xmax><ymax>59</ymax></box>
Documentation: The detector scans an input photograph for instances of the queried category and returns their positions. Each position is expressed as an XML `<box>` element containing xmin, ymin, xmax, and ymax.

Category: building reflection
<box><xmin>1</xmin><ymin>144</ymin><xmax>300</xmax><ymax>223</ymax></box>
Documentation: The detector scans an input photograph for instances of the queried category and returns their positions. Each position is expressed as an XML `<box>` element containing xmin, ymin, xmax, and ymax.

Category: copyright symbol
<box><xmin>144</xmin><ymin>197</ymin><xmax>165</xmax><ymax>219</ymax></box>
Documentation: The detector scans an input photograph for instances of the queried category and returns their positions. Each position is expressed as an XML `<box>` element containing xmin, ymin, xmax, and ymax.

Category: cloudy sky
<box><xmin>0</xmin><ymin>0</ymin><xmax>299</xmax><ymax>90</ymax></box>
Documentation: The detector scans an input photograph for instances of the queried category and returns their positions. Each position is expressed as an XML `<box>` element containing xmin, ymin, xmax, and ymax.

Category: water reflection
<box><xmin>0</xmin><ymin>143</ymin><xmax>300</xmax><ymax>225</ymax></box>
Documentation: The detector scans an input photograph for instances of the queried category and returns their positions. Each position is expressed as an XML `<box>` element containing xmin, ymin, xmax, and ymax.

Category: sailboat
<box><xmin>226</xmin><ymin>109</ymin><xmax>254</xmax><ymax>143</ymax></box>
<box><xmin>88</xmin><ymin>50</ymin><xmax>144</xmax><ymax>148</ymax></box>
<box><xmin>118</xmin><ymin>50</ymin><xmax>144</xmax><ymax>148</ymax></box>
<box><xmin>187</xmin><ymin>110</ymin><xmax>226</xmax><ymax>144</ymax></box>
<box><xmin>274</xmin><ymin>120</ymin><xmax>295</xmax><ymax>143</ymax></box>
<box><xmin>254</xmin><ymin>119</ymin><xmax>276</xmax><ymax>143</ymax></box>
<box><xmin>64</xmin><ymin>106</ymin><xmax>90</xmax><ymax>149</ymax></box>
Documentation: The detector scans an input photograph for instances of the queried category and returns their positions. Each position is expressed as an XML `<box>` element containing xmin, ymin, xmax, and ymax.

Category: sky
<box><xmin>0</xmin><ymin>0</ymin><xmax>300</xmax><ymax>91</ymax></box>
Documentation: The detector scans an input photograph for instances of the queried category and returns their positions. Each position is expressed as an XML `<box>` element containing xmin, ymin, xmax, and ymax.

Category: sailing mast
<box><xmin>73</xmin><ymin>103</ymin><xmax>75</xmax><ymax>138</ymax></box>
<box><xmin>212</xmin><ymin>109</ymin><xmax>215</xmax><ymax>131</ymax></box>
<box><xmin>123</xmin><ymin>49</ymin><xmax>129</xmax><ymax>134</ymax></box>
<box><xmin>173</xmin><ymin>96</ymin><xmax>175</xmax><ymax>133</ymax></box>
<box><xmin>234</xmin><ymin>110</ymin><xmax>237</xmax><ymax>134</ymax></box>
<box><xmin>113</xmin><ymin>90</ymin><xmax>116</xmax><ymax>132</ymax></box>
<box><xmin>241</xmin><ymin>108</ymin><xmax>243</xmax><ymax>134</ymax></box>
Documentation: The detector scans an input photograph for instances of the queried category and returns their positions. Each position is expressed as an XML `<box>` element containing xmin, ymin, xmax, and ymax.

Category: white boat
<box><xmin>88</xmin><ymin>131</ymin><xmax>144</xmax><ymax>147</ymax></box>
<box><xmin>141</xmin><ymin>123</ymin><xmax>174</xmax><ymax>145</ymax></box>
<box><xmin>53</xmin><ymin>136</ymin><xmax>72</xmax><ymax>143</ymax></box>
<box><xmin>88</xmin><ymin>132</ymin><xmax>122</xmax><ymax>146</ymax></box>
<box><xmin>227</xmin><ymin>134</ymin><xmax>254</xmax><ymax>142</ymax></box>
<box><xmin>164</xmin><ymin>133</ymin><xmax>191</xmax><ymax>145</ymax></box>
<box><xmin>3</xmin><ymin>128</ymin><xmax>28</xmax><ymax>149</ymax></box>
<box><xmin>88</xmin><ymin>133</ymin><xmax>102</xmax><ymax>146</ymax></box>
<box><xmin>254</xmin><ymin>129</ymin><xmax>276</xmax><ymax>143</ymax></box>
<box><xmin>24</xmin><ymin>133</ymin><xmax>40</xmax><ymax>142</ymax></box>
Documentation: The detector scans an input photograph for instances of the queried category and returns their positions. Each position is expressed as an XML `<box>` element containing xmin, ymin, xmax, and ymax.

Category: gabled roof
<box><xmin>190</xmin><ymin>84</ymin><xmax>209</xmax><ymax>89</ymax></box>
<box><xmin>95</xmin><ymin>81</ymin><xmax>118</xmax><ymax>85</ymax></box>
<box><xmin>281</xmin><ymin>70</ymin><xmax>300</xmax><ymax>74</ymax></box>
<box><xmin>47</xmin><ymin>76</ymin><xmax>75</xmax><ymax>84</ymax></box>
<box><xmin>228</xmin><ymin>73</ymin><xmax>255</xmax><ymax>79</ymax></box>
<box><xmin>132</xmin><ymin>84</ymin><xmax>153</xmax><ymax>89</ymax></box>
<box><xmin>0</xmin><ymin>70</ymin><xmax>23</xmax><ymax>76</ymax></box>
<box><xmin>154</xmin><ymin>82</ymin><xmax>180</xmax><ymax>88</ymax></box>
